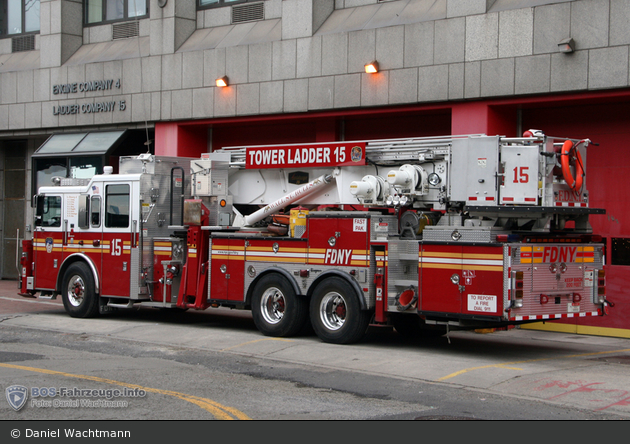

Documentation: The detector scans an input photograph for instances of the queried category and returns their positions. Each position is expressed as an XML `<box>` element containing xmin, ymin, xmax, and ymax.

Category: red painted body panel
<box><xmin>307</xmin><ymin>216</ymin><xmax>369</xmax><ymax>267</ymax></box>
<box><xmin>33</xmin><ymin>231</ymin><xmax>64</xmax><ymax>291</ymax></box>
<box><xmin>419</xmin><ymin>244</ymin><xmax>504</xmax><ymax>317</ymax></box>
<box><xmin>19</xmin><ymin>240</ymin><xmax>33</xmax><ymax>295</ymax></box>
<box><xmin>209</xmin><ymin>237</ymin><xmax>245</xmax><ymax>302</ymax></box>
<box><xmin>245</xmin><ymin>239</ymin><xmax>307</xmax><ymax>266</ymax></box>
<box><xmin>419</xmin><ymin>244</ymin><xmax>463</xmax><ymax>314</ymax></box>
<box><xmin>99</xmin><ymin>232</ymin><xmax>133</xmax><ymax>297</ymax></box>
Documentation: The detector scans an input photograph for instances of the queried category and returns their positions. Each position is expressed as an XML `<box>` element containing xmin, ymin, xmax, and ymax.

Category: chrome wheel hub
<box><xmin>260</xmin><ymin>287</ymin><xmax>285</xmax><ymax>325</ymax></box>
<box><xmin>66</xmin><ymin>275</ymin><xmax>85</xmax><ymax>307</ymax></box>
<box><xmin>319</xmin><ymin>292</ymin><xmax>346</xmax><ymax>331</ymax></box>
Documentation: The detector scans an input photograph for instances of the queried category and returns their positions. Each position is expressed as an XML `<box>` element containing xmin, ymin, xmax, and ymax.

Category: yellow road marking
<box><xmin>0</xmin><ymin>363</ymin><xmax>250</xmax><ymax>420</ymax></box>
<box><xmin>219</xmin><ymin>337</ymin><xmax>294</xmax><ymax>352</ymax></box>
<box><xmin>438</xmin><ymin>348</ymin><xmax>630</xmax><ymax>382</ymax></box>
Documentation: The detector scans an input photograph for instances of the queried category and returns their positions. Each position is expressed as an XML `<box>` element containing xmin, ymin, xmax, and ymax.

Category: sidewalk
<box><xmin>0</xmin><ymin>278</ymin><xmax>21</xmax><ymax>296</ymax></box>
<box><xmin>0</xmin><ymin>278</ymin><xmax>64</xmax><ymax>315</ymax></box>
<box><xmin>3</xmin><ymin>277</ymin><xmax>627</xmax><ymax>343</ymax></box>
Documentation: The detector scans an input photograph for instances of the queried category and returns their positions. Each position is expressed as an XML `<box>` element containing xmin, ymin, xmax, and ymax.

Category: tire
<box><xmin>61</xmin><ymin>262</ymin><xmax>99</xmax><ymax>318</ymax></box>
<box><xmin>310</xmin><ymin>277</ymin><xmax>371</xmax><ymax>344</ymax></box>
<box><xmin>251</xmin><ymin>274</ymin><xmax>308</xmax><ymax>337</ymax></box>
<box><xmin>391</xmin><ymin>314</ymin><xmax>446</xmax><ymax>339</ymax></box>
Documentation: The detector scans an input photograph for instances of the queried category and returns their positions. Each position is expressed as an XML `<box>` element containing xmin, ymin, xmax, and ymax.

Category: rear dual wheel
<box><xmin>310</xmin><ymin>277</ymin><xmax>371</xmax><ymax>344</ymax></box>
<box><xmin>251</xmin><ymin>274</ymin><xmax>308</xmax><ymax>337</ymax></box>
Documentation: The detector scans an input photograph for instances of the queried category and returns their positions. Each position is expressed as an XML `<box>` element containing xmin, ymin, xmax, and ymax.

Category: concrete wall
<box><xmin>0</xmin><ymin>0</ymin><xmax>628</xmax><ymax>135</ymax></box>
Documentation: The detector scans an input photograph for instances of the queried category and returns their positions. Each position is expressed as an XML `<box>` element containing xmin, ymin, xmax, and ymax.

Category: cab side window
<box><xmin>105</xmin><ymin>184</ymin><xmax>129</xmax><ymax>228</ymax></box>
<box><xmin>91</xmin><ymin>195</ymin><xmax>101</xmax><ymax>228</ymax></box>
<box><xmin>36</xmin><ymin>196</ymin><xmax>62</xmax><ymax>228</ymax></box>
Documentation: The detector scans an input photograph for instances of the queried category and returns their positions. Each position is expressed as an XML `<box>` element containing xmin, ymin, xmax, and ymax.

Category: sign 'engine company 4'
<box><xmin>50</xmin><ymin>79</ymin><xmax>126</xmax><ymax>115</ymax></box>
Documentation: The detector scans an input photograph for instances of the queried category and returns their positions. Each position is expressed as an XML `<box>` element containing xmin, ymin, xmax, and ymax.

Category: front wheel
<box><xmin>251</xmin><ymin>274</ymin><xmax>308</xmax><ymax>337</ymax></box>
<box><xmin>61</xmin><ymin>262</ymin><xmax>99</xmax><ymax>318</ymax></box>
<box><xmin>310</xmin><ymin>277</ymin><xmax>371</xmax><ymax>344</ymax></box>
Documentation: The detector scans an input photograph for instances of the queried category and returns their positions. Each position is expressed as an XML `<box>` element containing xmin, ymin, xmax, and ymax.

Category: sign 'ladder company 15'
<box><xmin>19</xmin><ymin>130</ymin><xmax>611</xmax><ymax>344</ymax></box>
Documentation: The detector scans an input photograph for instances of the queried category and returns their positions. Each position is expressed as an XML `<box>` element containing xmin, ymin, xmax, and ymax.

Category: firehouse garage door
<box><xmin>522</xmin><ymin>100</ymin><xmax>630</xmax><ymax>335</ymax></box>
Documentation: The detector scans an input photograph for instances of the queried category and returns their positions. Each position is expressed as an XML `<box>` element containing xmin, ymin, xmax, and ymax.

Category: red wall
<box><xmin>522</xmin><ymin>100</ymin><xmax>630</xmax><ymax>330</ymax></box>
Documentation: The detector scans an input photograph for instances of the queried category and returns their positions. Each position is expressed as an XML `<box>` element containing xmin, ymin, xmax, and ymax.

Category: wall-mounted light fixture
<box><xmin>558</xmin><ymin>38</ymin><xmax>575</xmax><ymax>54</ymax></box>
<box><xmin>216</xmin><ymin>76</ymin><xmax>229</xmax><ymax>87</ymax></box>
<box><xmin>364</xmin><ymin>61</ymin><xmax>379</xmax><ymax>73</ymax></box>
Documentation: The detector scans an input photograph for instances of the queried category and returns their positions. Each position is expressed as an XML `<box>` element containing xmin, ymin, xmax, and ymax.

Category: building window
<box><xmin>0</xmin><ymin>0</ymin><xmax>40</xmax><ymax>36</ymax></box>
<box><xmin>85</xmin><ymin>0</ymin><xmax>148</xmax><ymax>25</ymax></box>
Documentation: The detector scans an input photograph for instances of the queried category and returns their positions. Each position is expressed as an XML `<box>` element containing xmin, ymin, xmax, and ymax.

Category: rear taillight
<box><xmin>513</xmin><ymin>271</ymin><xmax>524</xmax><ymax>308</ymax></box>
<box><xmin>593</xmin><ymin>269</ymin><xmax>606</xmax><ymax>304</ymax></box>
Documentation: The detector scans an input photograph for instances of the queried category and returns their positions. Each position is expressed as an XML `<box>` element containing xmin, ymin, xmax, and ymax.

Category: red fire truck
<box><xmin>19</xmin><ymin>131</ymin><xmax>610</xmax><ymax>344</ymax></box>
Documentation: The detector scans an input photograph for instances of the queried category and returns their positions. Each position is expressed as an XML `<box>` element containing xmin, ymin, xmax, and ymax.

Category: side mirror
<box><xmin>34</xmin><ymin>195</ymin><xmax>45</xmax><ymax>226</ymax></box>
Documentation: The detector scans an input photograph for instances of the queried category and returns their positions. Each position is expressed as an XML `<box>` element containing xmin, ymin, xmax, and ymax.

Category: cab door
<box><xmin>33</xmin><ymin>195</ymin><xmax>64</xmax><ymax>291</ymax></box>
<box><xmin>100</xmin><ymin>182</ymin><xmax>136</xmax><ymax>298</ymax></box>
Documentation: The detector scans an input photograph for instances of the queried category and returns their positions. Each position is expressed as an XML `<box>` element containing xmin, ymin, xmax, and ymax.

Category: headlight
<box><xmin>428</xmin><ymin>172</ymin><xmax>441</xmax><ymax>186</ymax></box>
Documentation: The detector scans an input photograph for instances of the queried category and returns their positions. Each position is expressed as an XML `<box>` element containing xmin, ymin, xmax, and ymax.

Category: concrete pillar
<box><xmin>155</xmin><ymin>122</ymin><xmax>207</xmax><ymax>157</ymax></box>
<box><xmin>282</xmin><ymin>0</ymin><xmax>334</xmax><ymax>40</ymax></box>
<box><xmin>451</xmin><ymin>102</ymin><xmax>516</xmax><ymax>137</ymax></box>
<box><xmin>150</xmin><ymin>0</ymin><xmax>196</xmax><ymax>55</ymax></box>
<box><xmin>39</xmin><ymin>0</ymin><xmax>83</xmax><ymax>68</ymax></box>
<box><xmin>447</xmin><ymin>0</ymin><xmax>496</xmax><ymax>18</ymax></box>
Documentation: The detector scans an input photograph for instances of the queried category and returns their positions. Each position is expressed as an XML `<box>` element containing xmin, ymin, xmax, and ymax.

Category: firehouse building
<box><xmin>0</xmin><ymin>0</ymin><xmax>629</xmax><ymax>336</ymax></box>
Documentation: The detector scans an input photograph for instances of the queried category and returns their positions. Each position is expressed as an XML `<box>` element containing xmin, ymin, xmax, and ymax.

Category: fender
<box><xmin>57</xmin><ymin>253</ymin><xmax>101</xmax><ymax>295</ymax></box>
<box><xmin>245</xmin><ymin>266</ymin><xmax>302</xmax><ymax>306</ymax></box>
<box><xmin>307</xmin><ymin>270</ymin><xmax>369</xmax><ymax>310</ymax></box>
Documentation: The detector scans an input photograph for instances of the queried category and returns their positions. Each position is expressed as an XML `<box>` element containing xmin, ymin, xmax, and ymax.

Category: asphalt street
<box><xmin>1</xmin><ymin>278</ymin><xmax>630</xmax><ymax>423</ymax></box>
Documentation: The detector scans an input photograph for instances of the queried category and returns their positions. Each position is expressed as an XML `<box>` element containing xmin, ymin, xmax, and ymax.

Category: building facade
<box><xmin>1</xmin><ymin>0</ymin><xmax>629</xmax><ymax>336</ymax></box>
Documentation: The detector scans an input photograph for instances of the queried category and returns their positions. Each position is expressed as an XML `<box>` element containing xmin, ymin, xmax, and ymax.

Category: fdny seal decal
<box><xmin>45</xmin><ymin>238</ymin><xmax>54</xmax><ymax>253</ymax></box>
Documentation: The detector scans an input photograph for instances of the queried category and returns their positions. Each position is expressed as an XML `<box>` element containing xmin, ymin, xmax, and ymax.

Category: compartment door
<box><xmin>460</xmin><ymin>245</ymin><xmax>504</xmax><ymax>317</ymax></box>
<box><xmin>500</xmin><ymin>145</ymin><xmax>539</xmax><ymax>205</ymax></box>
<box><xmin>209</xmin><ymin>238</ymin><xmax>245</xmax><ymax>302</ymax></box>
<box><xmin>419</xmin><ymin>244</ymin><xmax>463</xmax><ymax>314</ymax></box>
